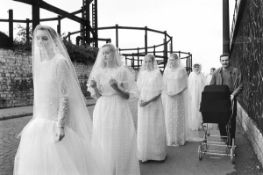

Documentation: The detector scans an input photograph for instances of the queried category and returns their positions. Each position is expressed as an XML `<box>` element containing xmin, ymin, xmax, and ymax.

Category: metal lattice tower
<box><xmin>92</xmin><ymin>0</ymin><xmax>98</xmax><ymax>47</ymax></box>
<box><xmin>81</xmin><ymin>0</ymin><xmax>89</xmax><ymax>45</ymax></box>
<box><xmin>80</xmin><ymin>0</ymin><xmax>98</xmax><ymax>47</ymax></box>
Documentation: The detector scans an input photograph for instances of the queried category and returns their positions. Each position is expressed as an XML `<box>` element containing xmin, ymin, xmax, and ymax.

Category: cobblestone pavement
<box><xmin>0</xmin><ymin>116</ymin><xmax>31</xmax><ymax>175</ymax></box>
<box><xmin>0</xmin><ymin>98</ymin><xmax>263</xmax><ymax>175</ymax></box>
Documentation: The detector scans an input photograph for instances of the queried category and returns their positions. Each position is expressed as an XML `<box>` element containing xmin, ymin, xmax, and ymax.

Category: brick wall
<box><xmin>0</xmin><ymin>49</ymin><xmax>92</xmax><ymax>109</ymax></box>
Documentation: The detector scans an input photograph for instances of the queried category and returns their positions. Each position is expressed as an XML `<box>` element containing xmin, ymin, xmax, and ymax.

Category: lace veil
<box><xmin>163</xmin><ymin>53</ymin><xmax>188</xmax><ymax>95</ymax></box>
<box><xmin>137</xmin><ymin>54</ymin><xmax>162</xmax><ymax>100</ymax></box>
<box><xmin>32</xmin><ymin>25</ymin><xmax>92</xmax><ymax>140</ymax></box>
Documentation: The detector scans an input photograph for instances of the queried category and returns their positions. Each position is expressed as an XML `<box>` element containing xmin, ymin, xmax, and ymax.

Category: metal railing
<box><xmin>68</xmin><ymin>25</ymin><xmax>192</xmax><ymax>72</ymax></box>
<box><xmin>1</xmin><ymin>11</ymin><xmax>192</xmax><ymax>72</ymax></box>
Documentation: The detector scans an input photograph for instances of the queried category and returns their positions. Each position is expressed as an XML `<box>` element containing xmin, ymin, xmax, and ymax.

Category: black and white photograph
<box><xmin>1</xmin><ymin>0</ymin><xmax>263</xmax><ymax>174</ymax></box>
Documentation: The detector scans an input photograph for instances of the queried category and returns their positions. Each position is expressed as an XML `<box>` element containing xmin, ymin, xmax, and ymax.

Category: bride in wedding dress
<box><xmin>187</xmin><ymin>63</ymin><xmax>206</xmax><ymax>141</ymax></box>
<box><xmin>137</xmin><ymin>54</ymin><xmax>167</xmax><ymax>162</ymax></box>
<box><xmin>162</xmin><ymin>53</ymin><xmax>188</xmax><ymax>146</ymax></box>
<box><xmin>13</xmin><ymin>25</ymin><xmax>108</xmax><ymax>175</ymax></box>
<box><xmin>87</xmin><ymin>43</ymin><xmax>140</xmax><ymax>175</ymax></box>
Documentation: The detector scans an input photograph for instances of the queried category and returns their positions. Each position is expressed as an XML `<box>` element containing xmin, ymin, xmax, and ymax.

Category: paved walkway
<box><xmin>0</xmin><ymin>98</ymin><xmax>263</xmax><ymax>175</ymax></box>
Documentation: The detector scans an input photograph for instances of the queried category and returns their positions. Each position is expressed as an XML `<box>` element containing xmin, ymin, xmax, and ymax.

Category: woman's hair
<box><xmin>35</xmin><ymin>25</ymin><xmax>57</xmax><ymax>40</ymax></box>
<box><xmin>98</xmin><ymin>43</ymin><xmax>121</xmax><ymax>68</ymax></box>
<box><xmin>193</xmin><ymin>63</ymin><xmax>201</xmax><ymax>68</ymax></box>
<box><xmin>101</xmin><ymin>43</ymin><xmax>116</xmax><ymax>52</ymax></box>
<box><xmin>145</xmin><ymin>54</ymin><xmax>155</xmax><ymax>62</ymax></box>
<box><xmin>169</xmin><ymin>53</ymin><xmax>179</xmax><ymax>60</ymax></box>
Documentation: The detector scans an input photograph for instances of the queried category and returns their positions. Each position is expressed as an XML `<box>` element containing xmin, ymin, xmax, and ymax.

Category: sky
<box><xmin>0</xmin><ymin>0</ymin><xmax>236</xmax><ymax>73</ymax></box>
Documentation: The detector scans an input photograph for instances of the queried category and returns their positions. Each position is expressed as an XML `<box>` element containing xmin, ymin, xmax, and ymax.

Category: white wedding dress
<box><xmin>186</xmin><ymin>71</ymin><xmax>206</xmax><ymax>141</ymax></box>
<box><xmin>162</xmin><ymin>66</ymin><xmax>188</xmax><ymax>146</ymax></box>
<box><xmin>90</xmin><ymin>66</ymin><xmax>140</xmax><ymax>175</ymax></box>
<box><xmin>187</xmin><ymin>71</ymin><xmax>206</xmax><ymax>130</ymax></box>
<box><xmin>137</xmin><ymin>70</ymin><xmax>167</xmax><ymax>162</ymax></box>
<box><xmin>14</xmin><ymin>56</ymin><xmax>106</xmax><ymax>175</ymax></box>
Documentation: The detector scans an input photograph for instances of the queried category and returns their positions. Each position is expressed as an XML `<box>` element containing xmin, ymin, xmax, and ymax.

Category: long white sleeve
<box><xmin>56</xmin><ymin>59</ymin><xmax>70</xmax><ymax>128</ymax></box>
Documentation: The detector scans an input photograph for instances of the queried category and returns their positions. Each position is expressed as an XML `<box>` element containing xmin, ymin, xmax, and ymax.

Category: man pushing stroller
<box><xmin>210</xmin><ymin>53</ymin><xmax>243</xmax><ymax>142</ymax></box>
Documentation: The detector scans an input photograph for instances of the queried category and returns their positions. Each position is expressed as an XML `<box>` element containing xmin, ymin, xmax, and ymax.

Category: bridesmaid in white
<box><xmin>14</xmin><ymin>25</ymin><xmax>108</xmax><ymax>175</ymax></box>
<box><xmin>137</xmin><ymin>54</ymin><xmax>167</xmax><ymax>162</ymax></box>
<box><xmin>87</xmin><ymin>43</ymin><xmax>140</xmax><ymax>175</ymax></box>
<box><xmin>187</xmin><ymin>63</ymin><xmax>206</xmax><ymax>141</ymax></box>
<box><xmin>162</xmin><ymin>53</ymin><xmax>188</xmax><ymax>146</ymax></box>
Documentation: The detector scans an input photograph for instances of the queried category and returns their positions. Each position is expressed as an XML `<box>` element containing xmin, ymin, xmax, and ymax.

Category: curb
<box><xmin>0</xmin><ymin>113</ymin><xmax>33</xmax><ymax>121</ymax></box>
<box><xmin>0</xmin><ymin>103</ymin><xmax>95</xmax><ymax>121</ymax></box>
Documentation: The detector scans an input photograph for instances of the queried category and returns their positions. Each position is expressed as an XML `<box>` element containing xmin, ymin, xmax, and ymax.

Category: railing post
<box><xmin>153</xmin><ymin>45</ymin><xmax>156</xmax><ymax>55</ymax></box>
<box><xmin>26</xmin><ymin>18</ymin><xmax>30</xmax><ymax>46</ymax></box>
<box><xmin>131</xmin><ymin>55</ymin><xmax>134</xmax><ymax>69</ymax></box>
<box><xmin>170</xmin><ymin>36</ymin><xmax>173</xmax><ymax>53</ymax></box>
<box><xmin>8</xmin><ymin>9</ymin><xmax>13</xmax><ymax>44</ymax></box>
<box><xmin>144</xmin><ymin>26</ymin><xmax>148</xmax><ymax>55</ymax></box>
<box><xmin>188</xmin><ymin>52</ymin><xmax>191</xmax><ymax>73</ymax></box>
<box><xmin>186</xmin><ymin>56</ymin><xmax>188</xmax><ymax>72</ymax></box>
<box><xmin>190</xmin><ymin>54</ymin><xmax>192</xmax><ymax>72</ymax></box>
<box><xmin>115</xmin><ymin>24</ymin><xmax>119</xmax><ymax>48</ymax></box>
<box><xmin>179</xmin><ymin>51</ymin><xmax>181</xmax><ymax>59</ymax></box>
<box><xmin>137</xmin><ymin>48</ymin><xmax>140</xmax><ymax>69</ymax></box>
<box><xmin>57</xmin><ymin>15</ymin><xmax>61</xmax><ymax>35</ymax></box>
<box><xmin>68</xmin><ymin>32</ymin><xmax>71</xmax><ymax>42</ymax></box>
<box><xmin>163</xmin><ymin>31</ymin><xmax>168</xmax><ymax>67</ymax></box>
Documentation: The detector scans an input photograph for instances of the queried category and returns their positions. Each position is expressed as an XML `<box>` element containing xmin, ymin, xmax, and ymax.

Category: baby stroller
<box><xmin>198</xmin><ymin>85</ymin><xmax>236</xmax><ymax>163</ymax></box>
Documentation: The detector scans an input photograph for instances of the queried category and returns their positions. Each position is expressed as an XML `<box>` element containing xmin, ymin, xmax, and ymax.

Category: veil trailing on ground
<box><xmin>32</xmin><ymin>25</ymin><xmax>92</xmax><ymax>140</ymax></box>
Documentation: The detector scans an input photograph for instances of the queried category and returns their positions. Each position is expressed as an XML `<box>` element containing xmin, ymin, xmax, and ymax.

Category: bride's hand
<box><xmin>56</xmin><ymin>127</ymin><xmax>65</xmax><ymax>141</ymax></box>
<box><xmin>140</xmin><ymin>100</ymin><xmax>149</xmax><ymax>107</ymax></box>
<box><xmin>90</xmin><ymin>80</ymin><xmax>97</xmax><ymax>88</ymax></box>
<box><xmin>109</xmin><ymin>79</ymin><xmax>118</xmax><ymax>89</ymax></box>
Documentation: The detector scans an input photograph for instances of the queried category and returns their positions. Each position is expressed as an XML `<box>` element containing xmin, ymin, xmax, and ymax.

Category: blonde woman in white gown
<box><xmin>87</xmin><ymin>44</ymin><xmax>140</xmax><ymax>175</ymax></box>
<box><xmin>14</xmin><ymin>25</ymin><xmax>108</xmax><ymax>175</ymax></box>
<box><xmin>187</xmin><ymin>63</ymin><xmax>206</xmax><ymax>141</ymax></box>
<box><xmin>137</xmin><ymin>54</ymin><xmax>167</xmax><ymax>162</ymax></box>
<box><xmin>162</xmin><ymin>53</ymin><xmax>188</xmax><ymax>146</ymax></box>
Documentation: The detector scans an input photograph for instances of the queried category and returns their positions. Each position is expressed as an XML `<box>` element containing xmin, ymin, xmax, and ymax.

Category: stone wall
<box><xmin>237</xmin><ymin>102</ymin><xmax>263</xmax><ymax>167</ymax></box>
<box><xmin>230</xmin><ymin>0</ymin><xmax>263</xmax><ymax>132</ymax></box>
<box><xmin>0</xmin><ymin>49</ymin><xmax>32</xmax><ymax>108</ymax></box>
<box><xmin>0</xmin><ymin>49</ymin><xmax>92</xmax><ymax>109</ymax></box>
<box><xmin>230</xmin><ymin>0</ymin><xmax>263</xmax><ymax>167</ymax></box>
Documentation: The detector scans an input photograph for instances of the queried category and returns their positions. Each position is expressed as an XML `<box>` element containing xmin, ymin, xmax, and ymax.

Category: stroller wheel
<box><xmin>230</xmin><ymin>147</ymin><xmax>235</xmax><ymax>164</ymax></box>
<box><xmin>198</xmin><ymin>145</ymin><xmax>203</xmax><ymax>160</ymax></box>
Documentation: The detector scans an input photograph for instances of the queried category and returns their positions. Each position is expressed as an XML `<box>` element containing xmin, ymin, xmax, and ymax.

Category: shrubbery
<box><xmin>63</xmin><ymin>40</ymin><xmax>98</xmax><ymax>64</ymax></box>
<box><xmin>1</xmin><ymin>24</ymin><xmax>98</xmax><ymax>65</ymax></box>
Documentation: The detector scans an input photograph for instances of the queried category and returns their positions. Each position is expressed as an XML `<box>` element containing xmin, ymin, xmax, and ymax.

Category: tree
<box><xmin>13</xmin><ymin>24</ymin><xmax>33</xmax><ymax>51</ymax></box>
<box><xmin>14</xmin><ymin>24</ymin><xmax>33</xmax><ymax>44</ymax></box>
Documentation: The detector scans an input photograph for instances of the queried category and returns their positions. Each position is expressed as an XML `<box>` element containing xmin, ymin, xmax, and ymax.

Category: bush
<box><xmin>63</xmin><ymin>40</ymin><xmax>98</xmax><ymax>65</ymax></box>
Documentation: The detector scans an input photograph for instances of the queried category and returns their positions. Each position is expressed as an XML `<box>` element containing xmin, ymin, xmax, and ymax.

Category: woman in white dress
<box><xmin>137</xmin><ymin>54</ymin><xmax>167</xmax><ymax>162</ymax></box>
<box><xmin>205</xmin><ymin>67</ymin><xmax>216</xmax><ymax>85</ymax></box>
<box><xmin>14</xmin><ymin>25</ymin><xmax>108</xmax><ymax>175</ymax></box>
<box><xmin>162</xmin><ymin>53</ymin><xmax>188</xmax><ymax>146</ymax></box>
<box><xmin>187</xmin><ymin>63</ymin><xmax>206</xmax><ymax>141</ymax></box>
<box><xmin>87</xmin><ymin>43</ymin><xmax>140</xmax><ymax>175</ymax></box>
